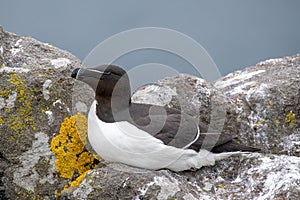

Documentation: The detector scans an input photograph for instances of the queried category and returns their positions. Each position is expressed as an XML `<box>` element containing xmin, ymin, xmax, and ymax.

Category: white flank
<box><xmin>88</xmin><ymin>101</ymin><xmax>238</xmax><ymax>171</ymax></box>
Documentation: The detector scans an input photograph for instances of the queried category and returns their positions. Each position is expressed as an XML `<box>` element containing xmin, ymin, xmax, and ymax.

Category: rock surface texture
<box><xmin>214</xmin><ymin>57</ymin><xmax>300</xmax><ymax>156</ymax></box>
<box><xmin>0</xmin><ymin>27</ymin><xmax>83</xmax><ymax>199</ymax></box>
<box><xmin>0</xmin><ymin>27</ymin><xmax>299</xmax><ymax>199</ymax></box>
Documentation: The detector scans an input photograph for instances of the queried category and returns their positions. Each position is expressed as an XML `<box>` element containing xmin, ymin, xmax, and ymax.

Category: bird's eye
<box><xmin>107</xmin><ymin>71</ymin><xmax>123</xmax><ymax>76</ymax></box>
<box><xmin>103</xmin><ymin>71</ymin><xmax>111</xmax><ymax>75</ymax></box>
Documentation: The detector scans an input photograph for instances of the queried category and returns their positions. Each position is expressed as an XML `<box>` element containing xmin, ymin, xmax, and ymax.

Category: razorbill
<box><xmin>71</xmin><ymin>65</ymin><xmax>259</xmax><ymax>172</ymax></box>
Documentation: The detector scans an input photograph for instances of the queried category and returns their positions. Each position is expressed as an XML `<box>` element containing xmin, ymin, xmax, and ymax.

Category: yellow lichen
<box><xmin>250</xmin><ymin>82</ymin><xmax>257</xmax><ymax>88</ymax></box>
<box><xmin>19</xmin><ymin>89</ymin><xmax>24</xmax><ymax>96</ymax></box>
<box><xmin>253</xmin><ymin>119</ymin><xmax>265</xmax><ymax>129</ymax></box>
<box><xmin>267</xmin><ymin>101</ymin><xmax>273</xmax><ymax>108</ymax></box>
<box><xmin>73</xmin><ymin>113</ymin><xmax>88</xmax><ymax>145</ymax></box>
<box><xmin>70</xmin><ymin>170</ymin><xmax>90</xmax><ymax>187</ymax></box>
<box><xmin>257</xmin><ymin>120</ymin><xmax>265</xmax><ymax>125</ymax></box>
<box><xmin>218</xmin><ymin>184</ymin><xmax>226</xmax><ymax>189</ymax></box>
<box><xmin>58</xmin><ymin>170</ymin><xmax>90</xmax><ymax>197</ymax></box>
<box><xmin>50</xmin><ymin>113</ymin><xmax>98</xmax><ymax>179</ymax></box>
<box><xmin>285</xmin><ymin>111</ymin><xmax>296</xmax><ymax>127</ymax></box>
<box><xmin>0</xmin><ymin>73</ymin><xmax>36</xmax><ymax>134</ymax></box>
<box><xmin>274</xmin><ymin>120</ymin><xmax>280</xmax><ymax>126</ymax></box>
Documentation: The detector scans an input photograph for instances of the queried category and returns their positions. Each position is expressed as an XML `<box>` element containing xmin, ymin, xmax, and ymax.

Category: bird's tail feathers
<box><xmin>213</xmin><ymin>151</ymin><xmax>245</xmax><ymax>161</ymax></box>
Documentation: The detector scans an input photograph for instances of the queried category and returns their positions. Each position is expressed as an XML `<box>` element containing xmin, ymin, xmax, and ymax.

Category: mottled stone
<box><xmin>0</xmin><ymin>26</ymin><xmax>82</xmax><ymax>199</ymax></box>
<box><xmin>214</xmin><ymin>55</ymin><xmax>300</xmax><ymax>155</ymax></box>
<box><xmin>62</xmin><ymin>154</ymin><xmax>300</xmax><ymax>199</ymax></box>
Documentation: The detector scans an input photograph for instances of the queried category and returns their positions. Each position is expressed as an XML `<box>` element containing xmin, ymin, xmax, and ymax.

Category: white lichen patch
<box><xmin>243</xmin><ymin>83</ymin><xmax>271</xmax><ymax>147</ymax></box>
<box><xmin>154</xmin><ymin>176</ymin><xmax>180</xmax><ymax>200</ymax></box>
<box><xmin>279</xmin><ymin>133</ymin><xmax>300</xmax><ymax>155</ymax></box>
<box><xmin>248</xmin><ymin>155</ymin><xmax>300</xmax><ymax>200</ymax></box>
<box><xmin>245</xmin><ymin>111</ymin><xmax>269</xmax><ymax>148</ymax></box>
<box><xmin>0</xmin><ymin>66</ymin><xmax>30</xmax><ymax>73</ymax></box>
<box><xmin>228</xmin><ymin>81</ymin><xmax>257</xmax><ymax>95</ymax></box>
<box><xmin>0</xmin><ymin>46</ymin><xmax>3</xmax><ymax>54</ymax></box>
<box><xmin>45</xmin><ymin>110</ymin><xmax>54</xmax><ymax>125</ymax></box>
<box><xmin>188</xmin><ymin>180</ymin><xmax>202</xmax><ymax>193</ymax></box>
<box><xmin>43</xmin><ymin>42</ymin><xmax>53</xmax><ymax>47</ymax></box>
<box><xmin>0</xmin><ymin>97</ymin><xmax>5</xmax><ymax>109</ymax></box>
<box><xmin>203</xmin><ymin>182</ymin><xmax>213</xmax><ymax>191</ymax></box>
<box><xmin>187</xmin><ymin>178</ymin><xmax>219</xmax><ymax>200</ymax></box>
<box><xmin>53</xmin><ymin>99</ymin><xmax>62</xmax><ymax>106</ymax></box>
<box><xmin>245</xmin><ymin>83</ymin><xmax>269</xmax><ymax>105</ymax></box>
<box><xmin>10</xmin><ymin>39</ymin><xmax>23</xmax><ymax>56</ymax></box>
<box><xmin>215</xmin><ymin>187</ymin><xmax>226</xmax><ymax>195</ymax></box>
<box><xmin>194</xmin><ymin>78</ymin><xmax>211</xmax><ymax>97</ymax></box>
<box><xmin>132</xmin><ymin>85</ymin><xmax>177</xmax><ymax>107</ymax></box>
<box><xmin>5</xmin><ymin>91</ymin><xmax>18</xmax><ymax>108</ymax></box>
<box><xmin>13</xmin><ymin>132</ymin><xmax>56</xmax><ymax>192</ymax></box>
<box><xmin>138</xmin><ymin>180</ymin><xmax>155</xmax><ymax>196</ymax></box>
<box><xmin>138</xmin><ymin>176</ymin><xmax>180</xmax><ymax>200</ymax></box>
<box><xmin>192</xmin><ymin>78</ymin><xmax>211</xmax><ymax>108</ymax></box>
<box><xmin>43</xmin><ymin>79</ymin><xmax>52</xmax><ymax>100</ymax></box>
<box><xmin>245</xmin><ymin>84</ymin><xmax>268</xmax><ymax>118</ymax></box>
<box><xmin>258</xmin><ymin>58</ymin><xmax>285</xmax><ymax>66</ymax></box>
<box><xmin>53</xmin><ymin>99</ymin><xmax>70</xmax><ymax>113</ymax></box>
<box><xmin>183</xmin><ymin>193</ymin><xmax>198</xmax><ymax>200</ymax></box>
<box><xmin>75</xmin><ymin>101</ymin><xmax>88</xmax><ymax>113</ymax></box>
<box><xmin>231</xmin><ymin>153</ymin><xmax>300</xmax><ymax>200</ymax></box>
<box><xmin>214</xmin><ymin>70</ymin><xmax>265</xmax><ymax>89</ymax></box>
<box><xmin>50</xmin><ymin>58</ymin><xmax>71</xmax><ymax>69</ymax></box>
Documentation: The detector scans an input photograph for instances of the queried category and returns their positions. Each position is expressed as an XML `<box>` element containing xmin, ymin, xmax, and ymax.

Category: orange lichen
<box><xmin>50</xmin><ymin>113</ymin><xmax>98</xmax><ymax>179</ymax></box>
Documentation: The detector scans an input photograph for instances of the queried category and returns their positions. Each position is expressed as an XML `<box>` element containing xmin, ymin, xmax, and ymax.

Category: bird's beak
<box><xmin>71</xmin><ymin>68</ymin><xmax>106</xmax><ymax>80</ymax></box>
<box><xmin>71</xmin><ymin>68</ymin><xmax>106</xmax><ymax>91</ymax></box>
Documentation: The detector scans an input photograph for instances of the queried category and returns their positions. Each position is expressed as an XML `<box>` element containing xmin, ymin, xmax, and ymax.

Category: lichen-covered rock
<box><xmin>1</xmin><ymin>26</ymin><xmax>299</xmax><ymax>199</ymax></box>
<box><xmin>62</xmin><ymin>162</ymin><xmax>201</xmax><ymax>200</ymax></box>
<box><xmin>214</xmin><ymin>55</ymin><xmax>300</xmax><ymax>156</ymax></box>
<box><xmin>0</xmin><ymin>26</ymin><xmax>84</xmax><ymax>199</ymax></box>
<box><xmin>62</xmin><ymin>153</ymin><xmax>300</xmax><ymax>200</ymax></box>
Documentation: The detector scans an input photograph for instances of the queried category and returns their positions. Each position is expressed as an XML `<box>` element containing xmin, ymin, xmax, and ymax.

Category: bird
<box><xmin>71</xmin><ymin>65</ymin><xmax>260</xmax><ymax>172</ymax></box>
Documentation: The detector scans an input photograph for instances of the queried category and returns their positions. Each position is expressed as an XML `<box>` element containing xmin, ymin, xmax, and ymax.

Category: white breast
<box><xmin>88</xmin><ymin>101</ymin><xmax>233</xmax><ymax>171</ymax></box>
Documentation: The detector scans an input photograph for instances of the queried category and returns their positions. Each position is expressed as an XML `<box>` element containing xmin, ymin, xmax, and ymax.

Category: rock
<box><xmin>214</xmin><ymin>55</ymin><xmax>300</xmax><ymax>156</ymax></box>
<box><xmin>1</xmin><ymin>26</ymin><xmax>299</xmax><ymax>199</ymax></box>
<box><xmin>62</xmin><ymin>162</ymin><xmax>198</xmax><ymax>200</ymax></box>
<box><xmin>0</xmin><ymin>26</ymin><xmax>83</xmax><ymax>199</ymax></box>
<box><xmin>62</xmin><ymin>153</ymin><xmax>300</xmax><ymax>200</ymax></box>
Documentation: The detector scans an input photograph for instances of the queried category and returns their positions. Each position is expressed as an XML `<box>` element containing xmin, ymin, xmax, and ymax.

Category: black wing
<box><xmin>128</xmin><ymin>103</ymin><xmax>260</xmax><ymax>153</ymax></box>
<box><xmin>129</xmin><ymin>103</ymin><xmax>199</xmax><ymax>148</ymax></box>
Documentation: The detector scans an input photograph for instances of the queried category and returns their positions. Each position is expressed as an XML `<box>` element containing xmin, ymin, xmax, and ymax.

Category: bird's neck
<box><xmin>95</xmin><ymin>94</ymin><xmax>131</xmax><ymax>123</ymax></box>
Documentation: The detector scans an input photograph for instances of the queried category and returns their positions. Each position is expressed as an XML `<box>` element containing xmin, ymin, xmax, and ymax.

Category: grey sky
<box><xmin>1</xmin><ymin>0</ymin><xmax>299</xmax><ymax>77</ymax></box>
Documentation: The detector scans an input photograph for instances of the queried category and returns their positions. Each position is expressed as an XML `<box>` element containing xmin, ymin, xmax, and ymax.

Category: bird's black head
<box><xmin>71</xmin><ymin>65</ymin><xmax>127</xmax><ymax>89</ymax></box>
<box><xmin>71</xmin><ymin>65</ymin><xmax>131</xmax><ymax>121</ymax></box>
